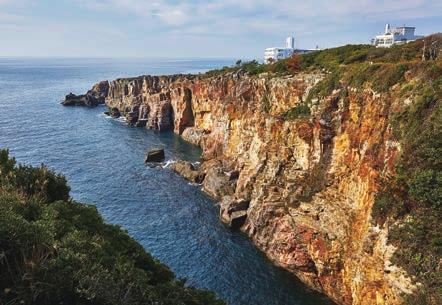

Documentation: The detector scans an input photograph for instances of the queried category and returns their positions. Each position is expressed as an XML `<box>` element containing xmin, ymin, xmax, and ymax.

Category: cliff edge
<box><xmin>101</xmin><ymin>35</ymin><xmax>441</xmax><ymax>305</ymax></box>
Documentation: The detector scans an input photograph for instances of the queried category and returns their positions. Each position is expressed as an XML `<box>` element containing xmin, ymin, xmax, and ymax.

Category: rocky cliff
<box><xmin>102</xmin><ymin>37</ymin><xmax>442</xmax><ymax>305</ymax></box>
<box><xmin>104</xmin><ymin>70</ymin><xmax>417</xmax><ymax>305</ymax></box>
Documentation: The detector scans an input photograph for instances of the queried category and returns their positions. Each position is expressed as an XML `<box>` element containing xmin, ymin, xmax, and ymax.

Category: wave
<box><xmin>162</xmin><ymin>159</ymin><xmax>176</xmax><ymax>168</ymax></box>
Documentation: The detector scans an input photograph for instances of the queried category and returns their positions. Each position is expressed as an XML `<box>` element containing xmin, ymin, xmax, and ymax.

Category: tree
<box><xmin>286</xmin><ymin>54</ymin><xmax>302</xmax><ymax>73</ymax></box>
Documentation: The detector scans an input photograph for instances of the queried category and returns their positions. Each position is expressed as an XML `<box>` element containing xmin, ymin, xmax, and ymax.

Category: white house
<box><xmin>264</xmin><ymin>36</ymin><xmax>317</xmax><ymax>63</ymax></box>
<box><xmin>372</xmin><ymin>24</ymin><xmax>423</xmax><ymax>48</ymax></box>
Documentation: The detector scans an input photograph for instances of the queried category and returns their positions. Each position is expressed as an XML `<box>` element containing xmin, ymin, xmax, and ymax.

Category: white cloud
<box><xmin>72</xmin><ymin>0</ymin><xmax>442</xmax><ymax>35</ymax></box>
<box><xmin>0</xmin><ymin>0</ymin><xmax>441</xmax><ymax>56</ymax></box>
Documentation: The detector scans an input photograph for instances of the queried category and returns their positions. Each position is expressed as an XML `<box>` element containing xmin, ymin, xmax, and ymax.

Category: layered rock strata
<box><xmin>104</xmin><ymin>72</ymin><xmax>416</xmax><ymax>305</ymax></box>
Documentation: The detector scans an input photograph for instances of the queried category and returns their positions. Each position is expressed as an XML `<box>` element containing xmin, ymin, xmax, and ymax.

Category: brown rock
<box><xmin>101</xmin><ymin>70</ymin><xmax>417</xmax><ymax>305</ymax></box>
<box><xmin>63</xmin><ymin>81</ymin><xmax>109</xmax><ymax>107</ymax></box>
<box><xmin>181</xmin><ymin>127</ymin><xmax>207</xmax><ymax>147</ymax></box>
<box><xmin>170</xmin><ymin>161</ymin><xmax>205</xmax><ymax>183</ymax></box>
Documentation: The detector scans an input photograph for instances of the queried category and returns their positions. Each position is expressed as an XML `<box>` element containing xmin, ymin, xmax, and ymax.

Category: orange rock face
<box><xmin>105</xmin><ymin>72</ymin><xmax>415</xmax><ymax>305</ymax></box>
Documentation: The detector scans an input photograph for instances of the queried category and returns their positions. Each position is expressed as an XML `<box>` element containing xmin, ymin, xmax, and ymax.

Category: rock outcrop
<box><xmin>170</xmin><ymin>161</ymin><xmax>205</xmax><ymax>184</ymax></box>
<box><xmin>145</xmin><ymin>148</ymin><xmax>165</xmax><ymax>163</ymax></box>
<box><xmin>103</xmin><ymin>71</ymin><xmax>418</xmax><ymax>305</ymax></box>
<box><xmin>62</xmin><ymin>81</ymin><xmax>109</xmax><ymax>107</ymax></box>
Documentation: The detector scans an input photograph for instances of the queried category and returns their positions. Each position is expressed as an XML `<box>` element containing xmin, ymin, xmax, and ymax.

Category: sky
<box><xmin>0</xmin><ymin>0</ymin><xmax>441</xmax><ymax>58</ymax></box>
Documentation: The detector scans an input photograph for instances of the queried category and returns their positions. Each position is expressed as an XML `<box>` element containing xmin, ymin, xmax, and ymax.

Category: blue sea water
<box><xmin>0</xmin><ymin>57</ymin><xmax>334</xmax><ymax>305</ymax></box>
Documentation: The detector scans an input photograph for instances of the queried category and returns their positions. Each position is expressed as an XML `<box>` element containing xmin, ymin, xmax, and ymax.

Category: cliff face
<box><xmin>105</xmin><ymin>72</ymin><xmax>416</xmax><ymax>305</ymax></box>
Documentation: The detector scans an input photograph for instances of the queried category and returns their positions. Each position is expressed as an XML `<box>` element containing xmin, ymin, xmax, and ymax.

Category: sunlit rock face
<box><xmin>105</xmin><ymin>72</ymin><xmax>415</xmax><ymax>305</ymax></box>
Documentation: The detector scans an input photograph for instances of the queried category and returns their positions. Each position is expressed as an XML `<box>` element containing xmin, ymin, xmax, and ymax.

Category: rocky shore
<box><xmin>67</xmin><ymin>64</ymin><xmax>428</xmax><ymax>305</ymax></box>
<box><xmin>62</xmin><ymin>80</ymin><xmax>109</xmax><ymax>107</ymax></box>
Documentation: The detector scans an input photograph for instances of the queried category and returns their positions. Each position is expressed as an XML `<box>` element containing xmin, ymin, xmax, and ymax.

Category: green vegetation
<box><xmin>280</xmin><ymin>104</ymin><xmax>311</xmax><ymax>120</ymax></box>
<box><xmin>0</xmin><ymin>149</ymin><xmax>224</xmax><ymax>305</ymax></box>
<box><xmin>370</xmin><ymin>54</ymin><xmax>441</xmax><ymax>304</ymax></box>
<box><xmin>298</xmin><ymin>35</ymin><xmax>442</xmax><ymax>305</ymax></box>
<box><xmin>260</xmin><ymin>92</ymin><xmax>271</xmax><ymax>113</ymax></box>
<box><xmin>204</xmin><ymin>60</ymin><xmax>266</xmax><ymax>77</ymax></box>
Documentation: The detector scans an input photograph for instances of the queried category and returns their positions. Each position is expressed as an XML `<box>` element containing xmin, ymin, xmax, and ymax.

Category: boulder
<box><xmin>145</xmin><ymin>149</ymin><xmax>165</xmax><ymax>163</ymax></box>
<box><xmin>181</xmin><ymin>127</ymin><xmax>207</xmax><ymax>146</ymax></box>
<box><xmin>170</xmin><ymin>161</ymin><xmax>205</xmax><ymax>184</ymax></box>
<box><xmin>203</xmin><ymin>160</ymin><xmax>237</xmax><ymax>199</ymax></box>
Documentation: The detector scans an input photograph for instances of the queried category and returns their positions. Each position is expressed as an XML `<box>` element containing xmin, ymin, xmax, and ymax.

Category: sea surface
<box><xmin>0</xmin><ymin>57</ymin><xmax>334</xmax><ymax>305</ymax></box>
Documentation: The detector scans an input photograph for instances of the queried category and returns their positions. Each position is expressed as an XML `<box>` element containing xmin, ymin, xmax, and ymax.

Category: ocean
<box><xmin>0</xmin><ymin>57</ymin><xmax>334</xmax><ymax>305</ymax></box>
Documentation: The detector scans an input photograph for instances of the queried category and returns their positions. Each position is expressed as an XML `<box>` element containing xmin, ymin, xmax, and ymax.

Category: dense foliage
<box><xmin>0</xmin><ymin>149</ymin><xmax>224</xmax><ymax>305</ymax></box>
<box><xmin>371</xmin><ymin>57</ymin><xmax>442</xmax><ymax>305</ymax></box>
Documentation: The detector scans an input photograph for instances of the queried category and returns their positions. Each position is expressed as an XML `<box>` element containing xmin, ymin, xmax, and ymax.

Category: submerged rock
<box><xmin>145</xmin><ymin>149</ymin><xmax>165</xmax><ymax>163</ymax></box>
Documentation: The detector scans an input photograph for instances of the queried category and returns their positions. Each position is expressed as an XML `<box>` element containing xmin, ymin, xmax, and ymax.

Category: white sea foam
<box><xmin>162</xmin><ymin>159</ymin><xmax>176</xmax><ymax>168</ymax></box>
<box><xmin>116</xmin><ymin>116</ymin><xmax>126</xmax><ymax>123</ymax></box>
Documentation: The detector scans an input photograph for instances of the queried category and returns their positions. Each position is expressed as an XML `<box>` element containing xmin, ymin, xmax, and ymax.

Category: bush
<box><xmin>408</xmin><ymin>170</ymin><xmax>442</xmax><ymax>207</ymax></box>
<box><xmin>370</xmin><ymin>68</ymin><xmax>441</xmax><ymax>304</ymax></box>
<box><xmin>281</xmin><ymin>104</ymin><xmax>311</xmax><ymax>120</ymax></box>
<box><xmin>0</xmin><ymin>149</ymin><xmax>225</xmax><ymax>305</ymax></box>
<box><xmin>286</xmin><ymin>54</ymin><xmax>302</xmax><ymax>73</ymax></box>
<box><xmin>306</xmin><ymin>71</ymin><xmax>341</xmax><ymax>103</ymax></box>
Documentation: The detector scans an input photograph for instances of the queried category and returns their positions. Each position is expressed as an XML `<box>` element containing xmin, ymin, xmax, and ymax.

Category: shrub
<box><xmin>281</xmin><ymin>104</ymin><xmax>311</xmax><ymax>120</ymax></box>
<box><xmin>286</xmin><ymin>54</ymin><xmax>302</xmax><ymax>73</ymax></box>
<box><xmin>13</xmin><ymin>164</ymin><xmax>70</xmax><ymax>203</ymax></box>
<box><xmin>0</xmin><ymin>149</ymin><xmax>225</xmax><ymax>305</ymax></box>
<box><xmin>408</xmin><ymin>170</ymin><xmax>442</xmax><ymax>207</ymax></box>
<box><xmin>371</xmin><ymin>72</ymin><xmax>441</xmax><ymax>304</ymax></box>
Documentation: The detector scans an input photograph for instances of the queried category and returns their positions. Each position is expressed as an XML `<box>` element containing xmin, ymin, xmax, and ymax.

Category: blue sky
<box><xmin>0</xmin><ymin>0</ymin><xmax>441</xmax><ymax>58</ymax></box>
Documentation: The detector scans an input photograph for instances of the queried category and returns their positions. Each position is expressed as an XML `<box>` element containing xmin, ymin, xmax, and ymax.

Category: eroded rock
<box><xmin>100</xmin><ymin>71</ymin><xmax>417</xmax><ymax>305</ymax></box>
<box><xmin>181</xmin><ymin>127</ymin><xmax>207</xmax><ymax>147</ymax></box>
<box><xmin>220</xmin><ymin>196</ymin><xmax>250</xmax><ymax>229</ymax></box>
<box><xmin>104</xmin><ymin>107</ymin><xmax>121</xmax><ymax>118</ymax></box>
<box><xmin>201</xmin><ymin>160</ymin><xmax>237</xmax><ymax>199</ymax></box>
<box><xmin>170</xmin><ymin>161</ymin><xmax>205</xmax><ymax>183</ymax></box>
<box><xmin>145</xmin><ymin>149</ymin><xmax>165</xmax><ymax>163</ymax></box>
<box><xmin>63</xmin><ymin>81</ymin><xmax>109</xmax><ymax>107</ymax></box>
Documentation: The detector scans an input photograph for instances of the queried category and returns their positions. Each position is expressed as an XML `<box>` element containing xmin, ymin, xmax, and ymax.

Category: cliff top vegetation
<box><xmin>205</xmin><ymin>33</ymin><xmax>441</xmax><ymax>79</ymax></box>
<box><xmin>206</xmin><ymin>34</ymin><xmax>442</xmax><ymax>305</ymax></box>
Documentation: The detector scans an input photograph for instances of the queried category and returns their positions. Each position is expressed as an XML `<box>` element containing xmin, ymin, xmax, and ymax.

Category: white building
<box><xmin>264</xmin><ymin>36</ymin><xmax>317</xmax><ymax>63</ymax></box>
<box><xmin>372</xmin><ymin>24</ymin><xmax>423</xmax><ymax>48</ymax></box>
